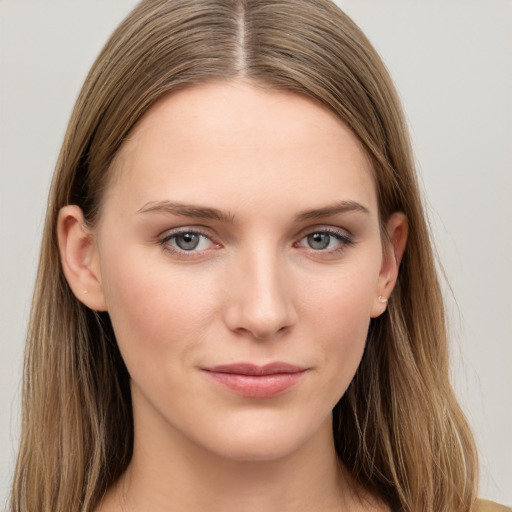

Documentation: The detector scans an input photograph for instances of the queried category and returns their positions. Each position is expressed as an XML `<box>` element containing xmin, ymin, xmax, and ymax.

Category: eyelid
<box><xmin>294</xmin><ymin>225</ymin><xmax>355</xmax><ymax>252</ymax></box>
<box><xmin>297</xmin><ymin>224</ymin><xmax>354</xmax><ymax>240</ymax></box>
<box><xmin>158</xmin><ymin>227</ymin><xmax>221</xmax><ymax>257</ymax></box>
<box><xmin>159</xmin><ymin>226</ymin><xmax>212</xmax><ymax>240</ymax></box>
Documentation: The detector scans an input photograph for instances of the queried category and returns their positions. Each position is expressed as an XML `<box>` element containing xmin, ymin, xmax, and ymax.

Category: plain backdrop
<box><xmin>1</xmin><ymin>0</ymin><xmax>511</xmax><ymax>508</ymax></box>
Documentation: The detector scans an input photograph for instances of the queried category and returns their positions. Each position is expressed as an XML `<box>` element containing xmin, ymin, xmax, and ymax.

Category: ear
<box><xmin>57</xmin><ymin>205</ymin><xmax>107</xmax><ymax>311</ymax></box>
<box><xmin>370</xmin><ymin>212</ymin><xmax>408</xmax><ymax>318</ymax></box>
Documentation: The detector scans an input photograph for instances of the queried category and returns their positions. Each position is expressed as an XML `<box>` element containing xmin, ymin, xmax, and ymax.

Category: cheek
<box><xmin>318</xmin><ymin>295</ymin><xmax>371</xmax><ymax>393</ymax></box>
<box><xmin>301</xmin><ymin>254</ymin><xmax>380</xmax><ymax>333</ymax></box>
<box><xmin>299</xmin><ymin>256</ymin><xmax>380</xmax><ymax>391</ymax></box>
<box><xmin>99</xmin><ymin>249</ymin><xmax>221</xmax><ymax>371</ymax></box>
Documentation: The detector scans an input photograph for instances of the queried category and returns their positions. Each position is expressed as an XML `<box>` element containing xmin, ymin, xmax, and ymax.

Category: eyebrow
<box><xmin>138</xmin><ymin>199</ymin><xmax>369</xmax><ymax>224</ymax></box>
<box><xmin>295</xmin><ymin>200</ymin><xmax>370</xmax><ymax>221</ymax></box>
<box><xmin>137</xmin><ymin>200</ymin><xmax>235</xmax><ymax>223</ymax></box>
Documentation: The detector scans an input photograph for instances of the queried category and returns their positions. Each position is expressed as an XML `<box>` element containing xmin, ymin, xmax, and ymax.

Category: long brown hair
<box><xmin>11</xmin><ymin>1</ymin><xmax>478</xmax><ymax>511</ymax></box>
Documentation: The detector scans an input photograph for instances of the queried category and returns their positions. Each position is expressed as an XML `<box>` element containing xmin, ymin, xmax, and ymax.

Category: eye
<box><xmin>297</xmin><ymin>229</ymin><xmax>353</xmax><ymax>252</ymax></box>
<box><xmin>174</xmin><ymin>232</ymin><xmax>202</xmax><ymax>251</ymax></box>
<box><xmin>160</xmin><ymin>229</ymin><xmax>218</xmax><ymax>254</ymax></box>
<box><xmin>306</xmin><ymin>232</ymin><xmax>332</xmax><ymax>250</ymax></box>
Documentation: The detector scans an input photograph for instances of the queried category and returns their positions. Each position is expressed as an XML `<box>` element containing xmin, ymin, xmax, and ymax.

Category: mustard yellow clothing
<box><xmin>475</xmin><ymin>499</ymin><xmax>512</xmax><ymax>512</ymax></box>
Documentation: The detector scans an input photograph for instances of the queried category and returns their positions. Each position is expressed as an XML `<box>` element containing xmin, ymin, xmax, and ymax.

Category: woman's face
<box><xmin>67</xmin><ymin>81</ymin><xmax>403</xmax><ymax>462</ymax></box>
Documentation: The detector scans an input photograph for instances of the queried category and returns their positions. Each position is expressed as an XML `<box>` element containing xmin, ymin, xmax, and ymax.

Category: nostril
<box><xmin>250</xmin><ymin>325</ymin><xmax>289</xmax><ymax>341</ymax></box>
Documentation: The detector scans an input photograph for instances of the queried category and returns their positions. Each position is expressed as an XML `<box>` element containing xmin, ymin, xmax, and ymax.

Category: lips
<box><xmin>202</xmin><ymin>362</ymin><xmax>307</xmax><ymax>398</ymax></box>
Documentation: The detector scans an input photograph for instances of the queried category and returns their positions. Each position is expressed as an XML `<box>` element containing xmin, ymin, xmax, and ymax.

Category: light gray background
<box><xmin>1</xmin><ymin>0</ymin><xmax>511</xmax><ymax>507</ymax></box>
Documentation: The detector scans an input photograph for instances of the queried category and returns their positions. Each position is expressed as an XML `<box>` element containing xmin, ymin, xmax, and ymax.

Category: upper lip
<box><xmin>203</xmin><ymin>362</ymin><xmax>306</xmax><ymax>376</ymax></box>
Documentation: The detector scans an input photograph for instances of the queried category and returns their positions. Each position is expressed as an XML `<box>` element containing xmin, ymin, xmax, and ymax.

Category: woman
<box><xmin>8</xmin><ymin>1</ymin><xmax>509</xmax><ymax>511</ymax></box>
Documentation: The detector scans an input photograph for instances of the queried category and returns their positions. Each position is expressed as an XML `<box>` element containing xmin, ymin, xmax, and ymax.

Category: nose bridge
<box><xmin>225</xmin><ymin>241</ymin><xmax>296</xmax><ymax>339</ymax></box>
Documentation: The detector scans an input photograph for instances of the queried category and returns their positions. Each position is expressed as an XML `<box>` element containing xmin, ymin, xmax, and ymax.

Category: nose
<box><xmin>223</xmin><ymin>246</ymin><xmax>297</xmax><ymax>340</ymax></box>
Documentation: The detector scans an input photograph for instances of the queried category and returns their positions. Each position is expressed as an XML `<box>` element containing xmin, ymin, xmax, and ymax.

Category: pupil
<box><xmin>176</xmin><ymin>233</ymin><xmax>199</xmax><ymax>250</ymax></box>
<box><xmin>308</xmin><ymin>233</ymin><xmax>330</xmax><ymax>250</ymax></box>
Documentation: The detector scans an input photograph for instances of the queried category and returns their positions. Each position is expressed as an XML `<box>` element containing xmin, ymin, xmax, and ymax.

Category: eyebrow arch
<box><xmin>295</xmin><ymin>200</ymin><xmax>370</xmax><ymax>222</ymax></box>
<box><xmin>137</xmin><ymin>200</ymin><xmax>235</xmax><ymax>223</ymax></box>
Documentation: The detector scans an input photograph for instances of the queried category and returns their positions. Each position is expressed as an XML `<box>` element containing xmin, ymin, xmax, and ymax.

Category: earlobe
<box><xmin>370</xmin><ymin>212</ymin><xmax>408</xmax><ymax>318</ymax></box>
<box><xmin>57</xmin><ymin>205</ymin><xmax>107</xmax><ymax>311</ymax></box>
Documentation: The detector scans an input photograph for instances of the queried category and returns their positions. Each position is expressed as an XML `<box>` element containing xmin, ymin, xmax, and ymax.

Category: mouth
<box><xmin>201</xmin><ymin>362</ymin><xmax>307</xmax><ymax>398</ymax></box>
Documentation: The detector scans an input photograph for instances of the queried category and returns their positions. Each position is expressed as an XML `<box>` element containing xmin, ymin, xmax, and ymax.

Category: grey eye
<box><xmin>175</xmin><ymin>233</ymin><xmax>201</xmax><ymax>250</ymax></box>
<box><xmin>306</xmin><ymin>233</ymin><xmax>331</xmax><ymax>250</ymax></box>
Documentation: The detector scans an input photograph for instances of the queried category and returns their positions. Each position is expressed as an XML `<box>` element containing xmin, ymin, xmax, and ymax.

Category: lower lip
<box><xmin>204</xmin><ymin>371</ymin><xmax>305</xmax><ymax>398</ymax></box>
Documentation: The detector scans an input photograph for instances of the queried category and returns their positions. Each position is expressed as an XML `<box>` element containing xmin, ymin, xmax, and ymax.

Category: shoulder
<box><xmin>474</xmin><ymin>499</ymin><xmax>512</xmax><ymax>512</ymax></box>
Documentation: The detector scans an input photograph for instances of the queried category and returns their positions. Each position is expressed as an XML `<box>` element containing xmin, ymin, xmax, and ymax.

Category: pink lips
<box><xmin>202</xmin><ymin>362</ymin><xmax>307</xmax><ymax>398</ymax></box>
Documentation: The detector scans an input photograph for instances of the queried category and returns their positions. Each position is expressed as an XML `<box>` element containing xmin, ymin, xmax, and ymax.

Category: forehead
<box><xmin>106</xmin><ymin>81</ymin><xmax>377</xmax><ymax>218</ymax></box>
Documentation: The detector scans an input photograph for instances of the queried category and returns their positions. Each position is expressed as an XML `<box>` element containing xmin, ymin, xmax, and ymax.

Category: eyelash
<box><xmin>159</xmin><ymin>229</ymin><xmax>219</xmax><ymax>258</ymax></box>
<box><xmin>158</xmin><ymin>227</ymin><xmax>354</xmax><ymax>258</ymax></box>
<box><xmin>295</xmin><ymin>228</ymin><xmax>355</xmax><ymax>254</ymax></box>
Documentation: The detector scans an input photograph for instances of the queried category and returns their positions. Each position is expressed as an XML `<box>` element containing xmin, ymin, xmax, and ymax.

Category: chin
<box><xmin>207</xmin><ymin>436</ymin><xmax>305</xmax><ymax>463</ymax></box>
<box><xmin>194</xmin><ymin>413</ymin><xmax>332</xmax><ymax>464</ymax></box>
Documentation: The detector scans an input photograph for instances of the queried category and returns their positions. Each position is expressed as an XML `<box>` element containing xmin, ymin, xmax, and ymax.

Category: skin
<box><xmin>58</xmin><ymin>81</ymin><xmax>407</xmax><ymax>512</ymax></box>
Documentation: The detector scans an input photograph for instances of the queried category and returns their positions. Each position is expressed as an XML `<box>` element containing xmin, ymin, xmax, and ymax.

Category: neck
<box><xmin>100</xmin><ymin>418</ymin><xmax>363</xmax><ymax>512</ymax></box>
